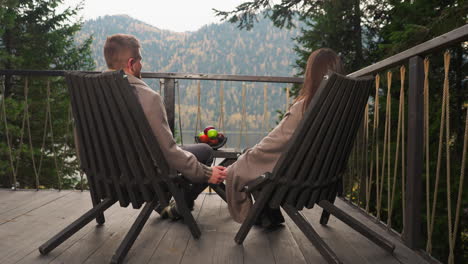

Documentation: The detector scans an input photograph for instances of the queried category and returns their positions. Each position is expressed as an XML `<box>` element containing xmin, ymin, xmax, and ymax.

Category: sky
<box><xmin>60</xmin><ymin>0</ymin><xmax>248</xmax><ymax>32</ymax></box>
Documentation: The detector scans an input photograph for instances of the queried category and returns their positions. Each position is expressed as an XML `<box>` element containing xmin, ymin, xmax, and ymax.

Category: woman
<box><xmin>225</xmin><ymin>48</ymin><xmax>345</xmax><ymax>225</ymax></box>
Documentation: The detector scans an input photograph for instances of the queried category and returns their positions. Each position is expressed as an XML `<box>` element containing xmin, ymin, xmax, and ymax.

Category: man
<box><xmin>103</xmin><ymin>34</ymin><xmax>226</xmax><ymax>218</ymax></box>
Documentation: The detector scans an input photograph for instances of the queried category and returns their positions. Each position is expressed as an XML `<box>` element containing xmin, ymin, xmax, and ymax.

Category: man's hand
<box><xmin>208</xmin><ymin>166</ymin><xmax>227</xmax><ymax>184</ymax></box>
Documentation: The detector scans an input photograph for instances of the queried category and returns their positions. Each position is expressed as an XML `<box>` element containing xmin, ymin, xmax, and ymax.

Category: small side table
<box><xmin>213</xmin><ymin>148</ymin><xmax>241</xmax><ymax>167</ymax></box>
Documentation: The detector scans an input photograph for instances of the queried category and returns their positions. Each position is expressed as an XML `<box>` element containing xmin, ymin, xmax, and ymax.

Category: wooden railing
<box><xmin>1</xmin><ymin>24</ymin><xmax>467</xmax><ymax>264</ymax></box>
<box><xmin>0</xmin><ymin>70</ymin><xmax>301</xmax><ymax>191</ymax></box>
<box><xmin>0</xmin><ymin>70</ymin><xmax>302</xmax><ymax>135</ymax></box>
<box><xmin>342</xmin><ymin>24</ymin><xmax>468</xmax><ymax>264</ymax></box>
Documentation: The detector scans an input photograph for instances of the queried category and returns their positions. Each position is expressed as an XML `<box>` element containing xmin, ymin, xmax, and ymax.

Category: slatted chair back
<box><xmin>233</xmin><ymin>72</ymin><xmax>394</xmax><ymax>262</ymax></box>
<box><xmin>268</xmin><ymin>72</ymin><xmax>373</xmax><ymax>210</ymax></box>
<box><xmin>66</xmin><ymin>70</ymin><xmax>171</xmax><ymax>209</ymax></box>
<box><xmin>41</xmin><ymin>71</ymin><xmax>202</xmax><ymax>263</ymax></box>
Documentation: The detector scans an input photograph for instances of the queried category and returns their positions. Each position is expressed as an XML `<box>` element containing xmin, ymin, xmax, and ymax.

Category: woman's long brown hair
<box><xmin>295</xmin><ymin>48</ymin><xmax>345</xmax><ymax>111</ymax></box>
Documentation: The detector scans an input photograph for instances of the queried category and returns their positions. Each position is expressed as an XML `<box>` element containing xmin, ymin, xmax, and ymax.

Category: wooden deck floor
<box><xmin>0</xmin><ymin>190</ymin><xmax>431</xmax><ymax>264</ymax></box>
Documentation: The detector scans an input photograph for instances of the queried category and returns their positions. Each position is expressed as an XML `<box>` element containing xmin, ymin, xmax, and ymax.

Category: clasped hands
<box><xmin>208</xmin><ymin>166</ymin><xmax>228</xmax><ymax>184</ymax></box>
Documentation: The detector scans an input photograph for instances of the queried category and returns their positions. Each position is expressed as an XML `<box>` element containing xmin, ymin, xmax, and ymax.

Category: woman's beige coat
<box><xmin>226</xmin><ymin>100</ymin><xmax>305</xmax><ymax>223</ymax></box>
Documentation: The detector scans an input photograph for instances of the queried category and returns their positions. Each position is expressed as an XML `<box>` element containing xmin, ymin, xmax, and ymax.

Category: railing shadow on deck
<box><xmin>0</xmin><ymin>24</ymin><xmax>467</xmax><ymax>263</ymax></box>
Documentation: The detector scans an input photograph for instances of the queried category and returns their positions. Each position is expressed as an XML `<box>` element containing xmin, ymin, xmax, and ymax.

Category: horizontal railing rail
<box><xmin>349</xmin><ymin>24</ymin><xmax>468</xmax><ymax>77</ymax></box>
<box><xmin>0</xmin><ymin>70</ymin><xmax>302</xmax><ymax>137</ymax></box>
<box><xmin>0</xmin><ymin>70</ymin><xmax>304</xmax><ymax>84</ymax></box>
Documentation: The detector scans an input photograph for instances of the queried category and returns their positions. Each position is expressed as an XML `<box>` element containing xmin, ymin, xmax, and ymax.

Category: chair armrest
<box><xmin>241</xmin><ymin>172</ymin><xmax>272</xmax><ymax>193</ymax></box>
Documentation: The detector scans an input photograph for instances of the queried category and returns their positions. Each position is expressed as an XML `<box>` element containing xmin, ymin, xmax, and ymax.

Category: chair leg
<box><xmin>89</xmin><ymin>186</ymin><xmax>106</xmax><ymax>225</ymax></box>
<box><xmin>110</xmin><ymin>197</ymin><xmax>158</xmax><ymax>264</ymax></box>
<box><xmin>209</xmin><ymin>182</ymin><xmax>227</xmax><ymax>202</ymax></box>
<box><xmin>320</xmin><ymin>210</ymin><xmax>331</xmax><ymax>225</ymax></box>
<box><xmin>154</xmin><ymin>190</ymin><xmax>171</xmax><ymax>215</ymax></box>
<box><xmin>318</xmin><ymin>200</ymin><xmax>395</xmax><ymax>253</ymax></box>
<box><xmin>234</xmin><ymin>188</ymin><xmax>271</xmax><ymax>244</ymax></box>
<box><xmin>282</xmin><ymin>204</ymin><xmax>342</xmax><ymax>264</ymax></box>
<box><xmin>167</xmin><ymin>182</ymin><xmax>201</xmax><ymax>239</ymax></box>
<box><xmin>320</xmin><ymin>196</ymin><xmax>335</xmax><ymax>225</ymax></box>
<box><xmin>39</xmin><ymin>198</ymin><xmax>115</xmax><ymax>255</ymax></box>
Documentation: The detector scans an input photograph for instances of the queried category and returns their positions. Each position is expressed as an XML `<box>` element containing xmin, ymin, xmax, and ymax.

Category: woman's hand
<box><xmin>208</xmin><ymin>166</ymin><xmax>227</xmax><ymax>184</ymax></box>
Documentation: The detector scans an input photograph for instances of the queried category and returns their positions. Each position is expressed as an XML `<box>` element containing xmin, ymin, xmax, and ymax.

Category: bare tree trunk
<box><xmin>3</xmin><ymin>19</ymin><xmax>13</xmax><ymax>97</ymax></box>
<box><xmin>353</xmin><ymin>0</ymin><xmax>364</xmax><ymax>71</ymax></box>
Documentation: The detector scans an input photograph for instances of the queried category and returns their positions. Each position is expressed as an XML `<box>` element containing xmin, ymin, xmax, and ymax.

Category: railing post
<box><xmin>404</xmin><ymin>56</ymin><xmax>423</xmax><ymax>249</ymax></box>
<box><xmin>163</xmin><ymin>78</ymin><xmax>176</xmax><ymax>135</ymax></box>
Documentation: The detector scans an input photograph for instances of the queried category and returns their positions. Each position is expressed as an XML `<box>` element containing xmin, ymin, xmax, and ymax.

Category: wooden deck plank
<box><xmin>15</xmin><ymin>200</ymin><xmax>124</xmax><ymax>264</ymax></box>
<box><xmin>80</xmin><ymin>208</ymin><xmax>143</xmax><ymax>264</ymax></box>
<box><xmin>180</xmin><ymin>194</ymin><xmax>226</xmax><ymax>264</ymax></box>
<box><xmin>0</xmin><ymin>190</ymin><xmax>432</xmax><ymax>264</ymax></box>
<box><xmin>285</xmin><ymin>216</ymin><xmax>328</xmax><ymax>264</ymax></box>
<box><xmin>0</xmin><ymin>190</ymin><xmax>55</xmax><ymax>211</ymax></box>
<box><xmin>266</xmin><ymin>212</ymin><xmax>308</xmax><ymax>264</ymax></box>
<box><xmin>301</xmin><ymin>208</ymin><xmax>372</xmax><ymax>264</ymax></box>
<box><xmin>46</xmin><ymin>205</ymin><xmax>136</xmax><ymax>264</ymax></box>
<box><xmin>328</xmin><ymin>211</ymin><xmax>400</xmax><ymax>264</ymax></box>
<box><xmin>0</xmin><ymin>190</ymin><xmax>71</xmax><ymax>224</ymax></box>
<box><xmin>147</xmin><ymin>194</ymin><xmax>206</xmax><ymax>263</ymax></box>
<box><xmin>0</xmin><ymin>191</ymin><xmax>90</xmax><ymax>264</ymax></box>
<box><xmin>0</xmin><ymin>192</ymin><xmax>82</xmax><ymax>263</ymax></box>
<box><xmin>240</xmin><ymin>210</ymin><xmax>276</xmax><ymax>264</ymax></box>
<box><xmin>124</xmin><ymin>210</ymin><xmax>173</xmax><ymax>264</ymax></box>
<box><xmin>211</xmin><ymin>200</ymin><xmax>244</xmax><ymax>264</ymax></box>
<box><xmin>242</xmin><ymin>227</ymin><xmax>276</xmax><ymax>264</ymax></box>
<box><xmin>333</xmin><ymin>199</ymin><xmax>430</xmax><ymax>264</ymax></box>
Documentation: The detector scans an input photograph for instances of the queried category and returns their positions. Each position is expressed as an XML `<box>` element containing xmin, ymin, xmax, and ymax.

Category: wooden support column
<box><xmin>404</xmin><ymin>56</ymin><xmax>423</xmax><ymax>249</ymax></box>
<box><xmin>163</xmin><ymin>78</ymin><xmax>176</xmax><ymax>135</ymax></box>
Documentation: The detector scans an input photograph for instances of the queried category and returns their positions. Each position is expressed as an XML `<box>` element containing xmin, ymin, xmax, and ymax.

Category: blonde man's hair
<box><xmin>103</xmin><ymin>34</ymin><xmax>141</xmax><ymax>70</ymax></box>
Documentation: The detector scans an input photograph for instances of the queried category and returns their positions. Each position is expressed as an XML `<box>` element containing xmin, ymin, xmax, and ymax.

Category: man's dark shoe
<box><xmin>160</xmin><ymin>201</ymin><xmax>182</xmax><ymax>220</ymax></box>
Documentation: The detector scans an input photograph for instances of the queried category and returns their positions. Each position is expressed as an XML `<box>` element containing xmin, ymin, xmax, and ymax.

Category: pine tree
<box><xmin>215</xmin><ymin>0</ymin><xmax>370</xmax><ymax>97</ymax></box>
<box><xmin>291</xmin><ymin>0</ymin><xmax>367</xmax><ymax>97</ymax></box>
<box><xmin>376</xmin><ymin>1</ymin><xmax>467</xmax><ymax>262</ymax></box>
<box><xmin>0</xmin><ymin>0</ymin><xmax>95</xmax><ymax>189</ymax></box>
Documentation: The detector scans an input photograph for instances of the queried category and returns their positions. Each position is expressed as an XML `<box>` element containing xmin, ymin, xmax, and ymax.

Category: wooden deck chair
<box><xmin>38</xmin><ymin>70</ymin><xmax>225</xmax><ymax>264</ymax></box>
<box><xmin>234</xmin><ymin>72</ymin><xmax>395</xmax><ymax>264</ymax></box>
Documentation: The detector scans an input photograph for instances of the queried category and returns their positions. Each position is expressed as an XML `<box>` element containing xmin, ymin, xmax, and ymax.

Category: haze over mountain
<box><xmin>78</xmin><ymin>14</ymin><xmax>300</xmax><ymax>76</ymax></box>
<box><xmin>76</xmin><ymin>15</ymin><xmax>301</xmax><ymax>142</ymax></box>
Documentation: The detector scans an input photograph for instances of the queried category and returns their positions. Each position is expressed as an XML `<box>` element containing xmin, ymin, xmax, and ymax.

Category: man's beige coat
<box><xmin>127</xmin><ymin>74</ymin><xmax>212</xmax><ymax>182</ymax></box>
